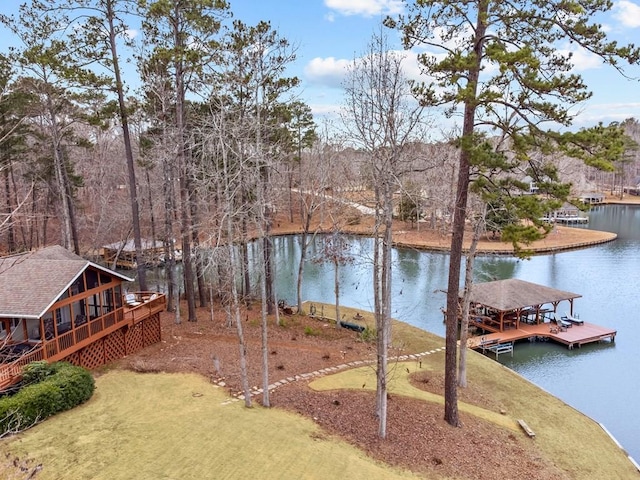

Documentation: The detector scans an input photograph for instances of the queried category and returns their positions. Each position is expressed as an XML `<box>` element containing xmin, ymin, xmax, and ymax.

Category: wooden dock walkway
<box><xmin>468</xmin><ymin>321</ymin><xmax>616</xmax><ymax>351</ymax></box>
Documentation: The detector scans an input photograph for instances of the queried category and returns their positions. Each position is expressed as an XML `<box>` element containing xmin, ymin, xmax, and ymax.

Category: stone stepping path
<box><xmin>219</xmin><ymin>346</ymin><xmax>446</xmax><ymax>405</ymax></box>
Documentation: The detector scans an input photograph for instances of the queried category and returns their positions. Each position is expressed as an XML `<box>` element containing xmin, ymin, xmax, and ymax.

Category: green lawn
<box><xmin>0</xmin><ymin>315</ymin><xmax>637</xmax><ymax>479</ymax></box>
<box><xmin>1</xmin><ymin>371</ymin><xmax>419</xmax><ymax>480</ymax></box>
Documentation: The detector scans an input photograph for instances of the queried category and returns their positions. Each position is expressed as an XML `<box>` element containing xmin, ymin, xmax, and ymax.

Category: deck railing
<box><xmin>0</xmin><ymin>292</ymin><xmax>166</xmax><ymax>390</ymax></box>
<box><xmin>124</xmin><ymin>292</ymin><xmax>167</xmax><ymax>323</ymax></box>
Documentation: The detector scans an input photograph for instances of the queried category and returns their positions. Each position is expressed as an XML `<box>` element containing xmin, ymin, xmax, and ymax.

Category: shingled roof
<box><xmin>468</xmin><ymin>278</ymin><xmax>581</xmax><ymax>312</ymax></box>
<box><xmin>0</xmin><ymin>245</ymin><xmax>132</xmax><ymax>319</ymax></box>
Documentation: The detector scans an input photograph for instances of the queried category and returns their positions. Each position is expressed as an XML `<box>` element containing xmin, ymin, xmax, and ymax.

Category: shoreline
<box><xmin>271</xmin><ymin>196</ymin><xmax>639</xmax><ymax>256</ymax></box>
<box><xmin>272</xmin><ymin>222</ymin><xmax>619</xmax><ymax>256</ymax></box>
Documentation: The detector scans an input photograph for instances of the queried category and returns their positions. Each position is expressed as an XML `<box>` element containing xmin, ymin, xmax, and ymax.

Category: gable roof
<box><xmin>468</xmin><ymin>278</ymin><xmax>581</xmax><ymax>312</ymax></box>
<box><xmin>0</xmin><ymin>245</ymin><xmax>133</xmax><ymax>320</ymax></box>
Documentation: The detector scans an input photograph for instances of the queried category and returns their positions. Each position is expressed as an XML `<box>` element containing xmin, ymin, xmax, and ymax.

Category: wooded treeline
<box><xmin>0</xmin><ymin>0</ymin><xmax>639</xmax><ymax>435</ymax></box>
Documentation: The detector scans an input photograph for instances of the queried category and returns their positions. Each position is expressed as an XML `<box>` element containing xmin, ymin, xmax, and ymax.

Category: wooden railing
<box><xmin>0</xmin><ymin>347</ymin><xmax>45</xmax><ymax>389</ymax></box>
<box><xmin>0</xmin><ymin>292</ymin><xmax>166</xmax><ymax>390</ymax></box>
<box><xmin>124</xmin><ymin>292</ymin><xmax>167</xmax><ymax>324</ymax></box>
<box><xmin>42</xmin><ymin>309</ymin><xmax>126</xmax><ymax>361</ymax></box>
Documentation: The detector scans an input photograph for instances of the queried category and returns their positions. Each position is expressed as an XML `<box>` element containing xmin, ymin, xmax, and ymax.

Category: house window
<box><xmin>8</xmin><ymin>318</ymin><xmax>25</xmax><ymax>341</ymax></box>
<box><xmin>71</xmin><ymin>276</ymin><xmax>85</xmax><ymax>295</ymax></box>
<box><xmin>86</xmin><ymin>270</ymin><xmax>99</xmax><ymax>290</ymax></box>
<box><xmin>114</xmin><ymin>284</ymin><xmax>123</xmax><ymax>308</ymax></box>
<box><xmin>88</xmin><ymin>294</ymin><xmax>101</xmax><ymax>319</ymax></box>
<box><xmin>55</xmin><ymin>306</ymin><xmax>72</xmax><ymax>334</ymax></box>
<box><xmin>102</xmin><ymin>288</ymin><xmax>114</xmax><ymax>314</ymax></box>
<box><xmin>27</xmin><ymin>319</ymin><xmax>41</xmax><ymax>341</ymax></box>
<box><xmin>72</xmin><ymin>299</ymin><xmax>87</xmax><ymax>326</ymax></box>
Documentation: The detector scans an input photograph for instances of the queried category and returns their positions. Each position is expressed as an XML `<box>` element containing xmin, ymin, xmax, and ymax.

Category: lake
<box><xmin>269</xmin><ymin>204</ymin><xmax>640</xmax><ymax>461</ymax></box>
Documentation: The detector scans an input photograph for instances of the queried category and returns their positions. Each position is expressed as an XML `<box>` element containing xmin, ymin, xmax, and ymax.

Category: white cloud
<box><xmin>124</xmin><ymin>29</ymin><xmax>138</xmax><ymax>40</ymax></box>
<box><xmin>613</xmin><ymin>1</ymin><xmax>640</xmax><ymax>28</ymax></box>
<box><xmin>304</xmin><ymin>57</ymin><xmax>351</xmax><ymax>88</ymax></box>
<box><xmin>573</xmin><ymin>102</ymin><xmax>640</xmax><ymax>126</ymax></box>
<box><xmin>557</xmin><ymin>44</ymin><xmax>603</xmax><ymax>72</ymax></box>
<box><xmin>309</xmin><ymin>103</ymin><xmax>341</xmax><ymax>118</ymax></box>
<box><xmin>324</xmin><ymin>0</ymin><xmax>404</xmax><ymax>17</ymax></box>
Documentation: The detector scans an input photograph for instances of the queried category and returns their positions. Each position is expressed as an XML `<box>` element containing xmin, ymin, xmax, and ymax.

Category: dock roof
<box><xmin>468</xmin><ymin>279</ymin><xmax>581</xmax><ymax>312</ymax></box>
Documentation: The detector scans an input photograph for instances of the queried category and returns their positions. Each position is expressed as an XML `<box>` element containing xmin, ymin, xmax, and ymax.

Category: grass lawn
<box><xmin>0</xmin><ymin>371</ymin><xmax>420</xmax><ymax>480</ymax></box>
<box><xmin>309</xmin><ymin>333</ymin><xmax>638</xmax><ymax>479</ymax></box>
<box><xmin>0</xmin><ymin>311</ymin><xmax>636</xmax><ymax>479</ymax></box>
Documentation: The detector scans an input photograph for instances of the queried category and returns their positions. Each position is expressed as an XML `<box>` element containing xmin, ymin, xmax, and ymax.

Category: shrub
<box><xmin>22</xmin><ymin>361</ymin><xmax>54</xmax><ymax>384</ymax></box>
<box><xmin>304</xmin><ymin>326</ymin><xmax>320</xmax><ymax>336</ymax></box>
<box><xmin>359</xmin><ymin>326</ymin><xmax>377</xmax><ymax>343</ymax></box>
<box><xmin>0</xmin><ymin>362</ymin><xmax>95</xmax><ymax>436</ymax></box>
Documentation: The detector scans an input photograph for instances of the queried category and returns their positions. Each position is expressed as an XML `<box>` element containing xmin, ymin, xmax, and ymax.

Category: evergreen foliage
<box><xmin>0</xmin><ymin>362</ymin><xmax>95</xmax><ymax>436</ymax></box>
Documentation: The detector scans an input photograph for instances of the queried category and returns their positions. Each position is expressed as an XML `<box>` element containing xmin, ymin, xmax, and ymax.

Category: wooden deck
<box><xmin>0</xmin><ymin>293</ymin><xmax>166</xmax><ymax>390</ymax></box>
<box><xmin>468</xmin><ymin>321</ymin><xmax>616</xmax><ymax>351</ymax></box>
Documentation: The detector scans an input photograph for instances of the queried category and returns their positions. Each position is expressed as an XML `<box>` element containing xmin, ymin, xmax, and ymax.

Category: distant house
<box><xmin>101</xmin><ymin>239</ymin><xmax>167</xmax><ymax>269</ymax></box>
<box><xmin>580</xmin><ymin>193</ymin><xmax>605</xmax><ymax>204</ymax></box>
<box><xmin>521</xmin><ymin>176</ymin><xmax>539</xmax><ymax>195</ymax></box>
<box><xmin>624</xmin><ymin>177</ymin><xmax>640</xmax><ymax>196</ymax></box>
<box><xmin>543</xmin><ymin>203</ymin><xmax>588</xmax><ymax>224</ymax></box>
<box><xmin>0</xmin><ymin>245</ymin><xmax>165</xmax><ymax>390</ymax></box>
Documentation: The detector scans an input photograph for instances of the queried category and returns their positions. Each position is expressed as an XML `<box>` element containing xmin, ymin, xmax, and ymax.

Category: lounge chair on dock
<box><xmin>563</xmin><ymin>311</ymin><xmax>584</xmax><ymax>326</ymax></box>
<box><xmin>552</xmin><ymin>312</ymin><xmax>572</xmax><ymax>330</ymax></box>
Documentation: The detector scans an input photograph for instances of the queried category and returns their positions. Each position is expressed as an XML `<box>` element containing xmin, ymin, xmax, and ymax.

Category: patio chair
<box><xmin>552</xmin><ymin>312</ymin><xmax>571</xmax><ymax>330</ymax></box>
<box><xmin>124</xmin><ymin>293</ymin><xmax>141</xmax><ymax>307</ymax></box>
<box><xmin>563</xmin><ymin>311</ymin><xmax>584</xmax><ymax>326</ymax></box>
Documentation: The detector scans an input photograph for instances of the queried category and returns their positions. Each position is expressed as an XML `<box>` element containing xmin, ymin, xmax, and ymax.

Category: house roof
<box><xmin>0</xmin><ymin>245</ymin><xmax>133</xmax><ymax>320</ymax></box>
<box><xmin>468</xmin><ymin>279</ymin><xmax>581</xmax><ymax>312</ymax></box>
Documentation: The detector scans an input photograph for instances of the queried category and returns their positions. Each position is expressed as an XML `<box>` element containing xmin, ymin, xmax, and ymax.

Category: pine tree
<box><xmin>388</xmin><ymin>0</ymin><xmax>639</xmax><ymax>427</ymax></box>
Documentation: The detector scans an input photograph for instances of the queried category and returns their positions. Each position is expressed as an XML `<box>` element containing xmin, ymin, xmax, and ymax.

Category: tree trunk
<box><xmin>106</xmin><ymin>0</ymin><xmax>147</xmax><ymax>291</ymax></box>
<box><xmin>241</xmin><ymin>214</ymin><xmax>251</xmax><ymax>299</ymax></box>
<box><xmin>173</xmin><ymin>22</ymin><xmax>196</xmax><ymax>322</ymax></box>
<box><xmin>444</xmin><ymin>1</ymin><xmax>487</xmax><ymax>427</ymax></box>
<box><xmin>458</xmin><ymin>219</ymin><xmax>482</xmax><ymax>388</ymax></box>
<box><xmin>3</xmin><ymin>167</ymin><xmax>14</xmax><ymax>252</ymax></box>
<box><xmin>259</xmin><ymin>238</ymin><xmax>270</xmax><ymax>407</ymax></box>
<box><xmin>189</xmin><ymin>179</ymin><xmax>207</xmax><ymax>307</ymax></box>
<box><xmin>296</xmin><ymin>212</ymin><xmax>312</xmax><ymax>313</ymax></box>
<box><xmin>162</xmin><ymin>139</ymin><xmax>175</xmax><ymax>313</ymax></box>
<box><xmin>334</xmin><ymin>257</ymin><xmax>341</xmax><ymax>328</ymax></box>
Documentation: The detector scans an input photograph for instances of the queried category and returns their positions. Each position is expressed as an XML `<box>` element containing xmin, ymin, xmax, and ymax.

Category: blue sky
<box><xmin>1</xmin><ymin>0</ymin><xmax>639</xmax><ymax>131</ymax></box>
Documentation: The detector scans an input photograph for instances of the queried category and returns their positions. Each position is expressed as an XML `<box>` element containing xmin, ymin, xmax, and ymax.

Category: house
<box><xmin>0</xmin><ymin>245</ymin><xmax>166</xmax><ymax>390</ymax></box>
<box><xmin>521</xmin><ymin>176</ymin><xmax>539</xmax><ymax>194</ymax></box>
<box><xmin>542</xmin><ymin>202</ymin><xmax>588</xmax><ymax>224</ymax></box>
<box><xmin>580</xmin><ymin>192</ymin><xmax>605</xmax><ymax>204</ymax></box>
<box><xmin>101</xmin><ymin>238</ymin><xmax>167</xmax><ymax>269</ymax></box>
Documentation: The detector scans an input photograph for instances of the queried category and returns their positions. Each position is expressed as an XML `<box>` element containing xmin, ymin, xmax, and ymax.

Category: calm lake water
<box><xmin>268</xmin><ymin>204</ymin><xmax>640</xmax><ymax>461</ymax></box>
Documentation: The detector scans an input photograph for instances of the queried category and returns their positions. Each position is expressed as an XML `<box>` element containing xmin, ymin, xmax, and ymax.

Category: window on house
<box><xmin>86</xmin><ymin>270</ymin><xmax>99</xmax><ymax>290</ymax></box>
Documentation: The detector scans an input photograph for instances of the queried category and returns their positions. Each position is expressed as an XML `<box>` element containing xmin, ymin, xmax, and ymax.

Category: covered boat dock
<box><xmin>465</xmin><ymin>279</ymin><xmax>616</xmax><ymax>350</ymax></box>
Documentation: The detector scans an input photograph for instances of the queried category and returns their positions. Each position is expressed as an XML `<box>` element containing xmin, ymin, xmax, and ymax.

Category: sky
<box><xmin>1</xmin><ymin>0</ymin><xmax>640</xmax><ymax>132</ymax></box>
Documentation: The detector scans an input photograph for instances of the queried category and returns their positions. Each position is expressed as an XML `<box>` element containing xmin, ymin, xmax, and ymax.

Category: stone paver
<box><xmin>217</xmin><ymin>346</ymin><xmax>446</xmax><ymax>403</ymax></box>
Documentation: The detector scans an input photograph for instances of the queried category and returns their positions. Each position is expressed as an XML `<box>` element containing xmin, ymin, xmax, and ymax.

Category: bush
<box><xmin>22</xmin><ymin>361</ymin><xmax>55</xmax><ymax>384</ymax></box>
<box><xmin>359</xmin><ymin>326</ymin><xmax>377</xmax><ymax>343</ymax></box>
<box><xmin>304</xmin><ymin>326</ymin><xmax>320</xmax><ymax>336</ymax></box>
<box><xmin>0</xmin><ymin>362</ymin><xmax>95</xmax><ymax>436</ymax></box>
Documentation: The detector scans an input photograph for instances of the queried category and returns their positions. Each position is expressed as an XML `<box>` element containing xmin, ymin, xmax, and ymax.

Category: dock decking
<box><xmin>468</xmin><ymin>321</ymin><xmax>616</xmax><ymax>351</ymax></box>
